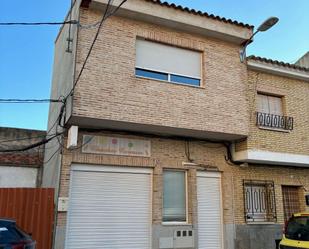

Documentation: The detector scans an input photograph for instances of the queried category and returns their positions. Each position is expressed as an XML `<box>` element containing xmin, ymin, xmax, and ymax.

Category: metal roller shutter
<box><xmin>197</xmin><ymin>171</ymin><xmax>223</xmax><ymax>249</ymax></box>
<box><xmin>65</xmin><ymin>165</ymin><xmax>152</xmax><ymax>249</ymax></box>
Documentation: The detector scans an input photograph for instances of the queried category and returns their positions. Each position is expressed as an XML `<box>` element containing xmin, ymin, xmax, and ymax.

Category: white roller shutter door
<box><xmin>65</xmin><ymin>165</ymin><xmax>152</xmax><ymax>249</ymax></box>
<box><xmin>197</xmin><ymin>171</ymin><xmax>223</xmax><ymax>249</ymax></box>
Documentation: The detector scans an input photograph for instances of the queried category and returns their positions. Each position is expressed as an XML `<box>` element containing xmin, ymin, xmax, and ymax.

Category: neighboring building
<box><xmin>233</xmin><ymin>55</ymin><xmax>309</xmax><ymax>248</ymax></box>
<box><xmin>296</xmin><ymin>51</ymin><xmax>309</xmax><ymax>68</ymax></box>
<box><xmin>43</xmin><ymin>1</ymin><xmax>309</xmax><ymax>249</ymax></box>
<box><xmin>0</xmin><ymin>127</ymin><xmax>45</xmax><ymax>187</ymax></box>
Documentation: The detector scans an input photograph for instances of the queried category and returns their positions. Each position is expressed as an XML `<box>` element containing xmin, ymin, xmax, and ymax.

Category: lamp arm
<box><xmin>239</xmin><ymin>30</ymin><xmax>259</xmax><ymax>63</ymax></box>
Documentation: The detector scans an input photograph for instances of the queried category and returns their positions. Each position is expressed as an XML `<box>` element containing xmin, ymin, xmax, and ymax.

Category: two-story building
<box><xmin>43</xmin><ymin>1</ymin><xmax>309</xmax><ymax>249</ymax></box>
<box><xmin>232</xmin><ymin>55</ymin><xmax>309</xmax><ymax>248</ymax></box>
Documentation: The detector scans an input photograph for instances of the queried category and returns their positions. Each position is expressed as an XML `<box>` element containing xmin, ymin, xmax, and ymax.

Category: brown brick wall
<box><xmin>56</xmin><ymin>131</ymin><xmax>309</xmax><ymax>229</ymax></box>
<box><xmin>0</xmin><ymin>152</ymin><xmax>43</xmax><ymax>167</ymax></box>
<box><xmin>56</xmin><ymin>131</ymin><xmax>235</xmax><ymax>227</ymax></box>
<box><xmin>71</xmin><ymin>8</ymin><xmax>249</xmax><ymax>137</ymax></box>
<box><xmin>236</xmin><ymin>70</ymin><xmax>309</xmax><ymax>155</ymax></box>
<box><xmin>232</xmin><ymin>164</ymin><xmax>309</xmax><ymax>225</ymax></box>
<box><xmin>0</xmin><ymin>128</ymin><xmax>45</xmax><ymax>167</ymax></box>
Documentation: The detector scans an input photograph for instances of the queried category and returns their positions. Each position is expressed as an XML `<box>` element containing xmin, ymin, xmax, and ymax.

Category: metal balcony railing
<box><xmin>256</xmin><ymin>112</ymin><xmax>293</xmax><ymax>131</ymax></box>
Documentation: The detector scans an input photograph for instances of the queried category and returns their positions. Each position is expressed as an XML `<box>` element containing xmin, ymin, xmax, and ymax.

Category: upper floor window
<box><xmin>257</xmin><ymin>93</ymin><xmax>283</xmax><ymax>115</ymax></box>
<box><xmin>135</xmin><ymin>39</ymin><xmax>201</xmax><ymax>87</ymax></box>
<box><xmin>256</xmin><ymin>93</ymin><xmax>293</xmax><ymax>130</ymax></box>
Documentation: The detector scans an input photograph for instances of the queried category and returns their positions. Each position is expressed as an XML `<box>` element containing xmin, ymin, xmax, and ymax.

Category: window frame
<box><xmin>257</xmin><ymin>93</ymin><xmax>284</xmax><ymax>116</ymax></box>
<box><xmin>135</xmin><ymin>39</ymin><xmax>203</xmax><ymax>88</ymax></box>
<box><xmin>135</xmin><ymin>67</ymin><xmax>201</xmax><ymax>87</ymax></box>
<box><xmin>256</xmin><ymin>92</ymin><xmax>293</xmax><ymax>131</ymax></box>
<box><xmin>282</xmin><ymin>185</ymin><xmax>302</xmax><ymax>222</ymax></box>
<box><xmin>243</xmin><ymin>180</ymin><xmax>277</xmax><ymax>223</ymax></box>
<box><xmin>162</xmin><ymin>169</ymin><xmax>188</xmax><ymax>225</ymax></box>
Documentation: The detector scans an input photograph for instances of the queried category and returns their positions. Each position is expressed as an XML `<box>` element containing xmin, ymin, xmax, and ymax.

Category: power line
<box><xmin>65</xmin><ymin>0</ymin><xmax>127</xmax><ymax>98</ymax></box>
<box><xmin>42</xmin><ymin>146</ymin><xmax>62</xmax><ymax>164</ymax></box>
<box><xmin>0</xmin><ymin>132</ymin><xmax>63</xmax><ymax>153</ymax></box>
<box><xmin>0</xmin><ymin>0</ymin><xmax>127</xmax><ymax>154</ymax></box>
<box><xmin>0</xmin><ymin>20</ymin><xmax>78</xmax><ymax>26</ymax></box>
<box><xmin>0</xmin><ymin>132</ymin><xmax>57</xmax><ymax>143</ymax></box>
<box><xmin>0</xmin><ymin>98</ymin><xmax>63</xmax><ymax>104</ymax></box>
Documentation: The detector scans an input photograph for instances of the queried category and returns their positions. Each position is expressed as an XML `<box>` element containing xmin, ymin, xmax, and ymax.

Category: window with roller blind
<box><xmin>163</xmin><ymin>170</ymin><xmax>187</xmax><ymax>223</ymax></box>
<box><xmin>135</xmin><ymin>39</ymin><xmax>201</xmax><ymax>87</ymax></box>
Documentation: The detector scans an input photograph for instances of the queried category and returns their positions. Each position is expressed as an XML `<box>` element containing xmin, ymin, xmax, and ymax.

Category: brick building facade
<box><xmin>43</xmin><ymin>1</ymin><xmax>309</xmax><ymax>249</ymax></box>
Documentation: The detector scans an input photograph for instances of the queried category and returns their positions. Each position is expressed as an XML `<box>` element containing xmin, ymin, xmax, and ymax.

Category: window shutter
<box><xmin>135</xmin><ymin>39</ymin><xmax>201</xmax><ymax>79</ymax></box>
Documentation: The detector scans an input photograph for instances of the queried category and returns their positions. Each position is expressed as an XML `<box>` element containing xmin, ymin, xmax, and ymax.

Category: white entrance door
<box><xmin>65</xmin><ymin>164</ymin><xmax>152</xmax><ymax>249</ymax></box>
<box><xmin>197</xmin><ymin>171</ymin><xmax>223</xmax><ymax>249</ymax></box>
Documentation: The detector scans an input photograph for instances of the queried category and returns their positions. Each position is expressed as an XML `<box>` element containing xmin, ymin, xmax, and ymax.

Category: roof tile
<box><xmin>247</xmin><ymin>55</ymin><xmax>309</xmax><ymax>72</ymax></box>
<box><xmin>144</xmin><ymin>0</ymin><xmax>254</xmax><ymax>29</ymax></box>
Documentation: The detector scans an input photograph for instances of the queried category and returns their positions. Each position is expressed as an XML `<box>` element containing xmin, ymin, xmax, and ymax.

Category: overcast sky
<box><xmin>1</xmin><ymin>0</ymin><xmax>308</xmax><ymax>130</ymax></box>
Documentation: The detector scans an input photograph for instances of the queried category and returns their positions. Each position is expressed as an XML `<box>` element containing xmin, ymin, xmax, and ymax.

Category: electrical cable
<box><xmin>65</xmin><ymin>0</ymin><xmax>113</xmax><ymax>98</ymax></box>
<box><xmin>0</xmin><ymin>21</ymin><xmax>78</xmax><ymax>26</ymax></box>
<box><xmin>0</xmin><ymin>98</ymin><xmax>62</xmax><ymax>103</ymax></box>
<box><xmin>0</xmin><ymin>132</ymin><xmax>64</xmax><ymax>153</ymax></box>
<box><xmin>42</xmin><ymin>146</ymin><xmax>62</xmax><ymax>164</ymax></box>
<box><xmin>0</xmin><ymin>132</ymin><xmax>58</xmax><ymax>143</ymax></box>
<box><xmin>0</xmin><ymin>0</ymin><xmax>127</xmax><ymax>154</ymax></box>
<box><xmin>65</xmin><ymin>0</ymin><xmax>127</xmax><ymax>99</ymax></box>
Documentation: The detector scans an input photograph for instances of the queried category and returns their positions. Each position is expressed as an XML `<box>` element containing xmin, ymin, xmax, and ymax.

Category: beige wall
<box><xmin>57</xmin><ymin>131</ymin><xmax>309</xmax><ymax>229</ymax></box>
<box><xmin>70</xmin><ymin>8</ymin><xmax>250</xmax><ymax>137</ymax></box>
<box><xmin>232</xmin><ymin>164</ymin><xmax>309</xmax><ymax>225</ymax></box>
<box><xmin>56</xmin><ymin>131</ymin><xmax>235</xmax><ymax>227</ymax></box>
<box><xmin>236</xmin><ymin>70</ymin><xmax>309</xmax><ymax>155</ymax></box>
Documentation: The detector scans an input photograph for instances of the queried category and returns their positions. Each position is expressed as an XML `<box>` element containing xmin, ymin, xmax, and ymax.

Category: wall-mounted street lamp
<box><xmin>240</xmin><ymin>17</ymin><xmax>279</xmax><ymax>62</ymax></box>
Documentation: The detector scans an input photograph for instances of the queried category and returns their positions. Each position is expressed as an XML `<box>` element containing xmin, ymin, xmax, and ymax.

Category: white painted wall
<box><xmin>0</xmin><ymin>166</ymin><xmax>38</xmax><ymax>187</ymax></box>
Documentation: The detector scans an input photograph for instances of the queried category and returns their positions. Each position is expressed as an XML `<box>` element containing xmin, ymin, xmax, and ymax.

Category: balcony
<box><xmin>256</xmin><ymin>112</ymin><xmax>293</xmax><ymax>131</ymax></box>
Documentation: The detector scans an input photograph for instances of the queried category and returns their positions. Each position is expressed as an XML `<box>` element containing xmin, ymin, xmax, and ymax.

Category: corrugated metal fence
<box><xmin>0</xmin><ymin>188</ymin><xmax>54</xmax><ymax>249</ymax></box>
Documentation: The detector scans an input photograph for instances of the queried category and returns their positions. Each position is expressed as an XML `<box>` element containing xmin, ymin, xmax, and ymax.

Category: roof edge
<box><xmin>247</xmin><ymin>56</ymin><xmax>309</xmax><ymax>82</ymax></box>
<box><xmin>89</xmin><ymin>0</ymin><xmax>253</xmax><ymax>44</ymax></box>
<box><xmin>144</xmin><ymin>0</ymin><xmax>254</xmax><ymax>29</ymax></box>
<box><xmin>247</xmin><ymin>55</ymin><xmax>309</xmax><ymax>72</ymax></box>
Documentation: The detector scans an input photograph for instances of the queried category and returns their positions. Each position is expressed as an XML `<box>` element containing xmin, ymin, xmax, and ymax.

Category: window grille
<box><xmin>243</xmin><ymin>180</ymin><xmax>277</xmax><ymax>222</ymax></box>
<box><xmin>282</xmin><ymin>186</ymin><xmax>301</xmax><ymax>222</ymax></box>
<box><xmin>256</xmin><ymin>93</ymin><xmax>293</xmax><ymax>131</ymax></box>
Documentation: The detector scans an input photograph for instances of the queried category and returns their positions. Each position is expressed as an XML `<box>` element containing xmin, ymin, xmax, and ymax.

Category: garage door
<box><xmin>197</xmin><ymin>171</ymin><xmax>223</xmax><ymax>249</ymax></box>
<box><xmin>65</xmin><ymin>165</ymin><xmax>152</xmax><ymax>249</ymax></box>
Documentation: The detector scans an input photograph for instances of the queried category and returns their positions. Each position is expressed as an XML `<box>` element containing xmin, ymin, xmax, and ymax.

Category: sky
<box><xmin>0</xmin><ymin>0</ymin><xmax>308</xmax><ymax>131</ymax></box>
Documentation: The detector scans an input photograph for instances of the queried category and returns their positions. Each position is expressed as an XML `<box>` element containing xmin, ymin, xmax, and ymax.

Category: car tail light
<box><xmin>12</xmin><ymin>243</ymin><xmax>25</xmax><ymax>249</ymax></box>
<box><xmin>283</xmin><ymin>220</ymin><xmax>288</xmax><ymax>234</ymax></box>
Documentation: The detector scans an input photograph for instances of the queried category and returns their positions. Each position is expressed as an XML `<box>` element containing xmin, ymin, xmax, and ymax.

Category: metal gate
<box><xmin>0</xmin><ymin>188</ymin><xmax>54</xmax><ymax>249</ymax></box>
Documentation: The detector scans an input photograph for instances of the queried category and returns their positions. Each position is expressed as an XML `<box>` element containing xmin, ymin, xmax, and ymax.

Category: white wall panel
<box><xmin>0</xmin><ymin>166</ymin><xmax>37</xmax><ymax>187</ymax></box>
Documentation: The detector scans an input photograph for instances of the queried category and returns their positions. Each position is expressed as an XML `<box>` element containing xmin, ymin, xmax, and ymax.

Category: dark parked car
<box><xmin>0</xmin><ymin>219</ymin><xmax>35</xmax><ymax>249</ymax></box>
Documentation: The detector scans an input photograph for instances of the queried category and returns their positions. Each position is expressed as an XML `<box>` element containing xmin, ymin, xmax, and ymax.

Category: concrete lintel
<box><xmin>89</xmin><ymin>0</ymin><xmax>252</xmax><ymax>44</ymax></box>
<box><xmin>67</xmin><ymin>116</ymin><xmax>247</xmax><ymax>142</ymax></box>
<box><xmin>233</xmin><ymin>148</ymin><xmax>309</xmax><ymax>167</ymax></box>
